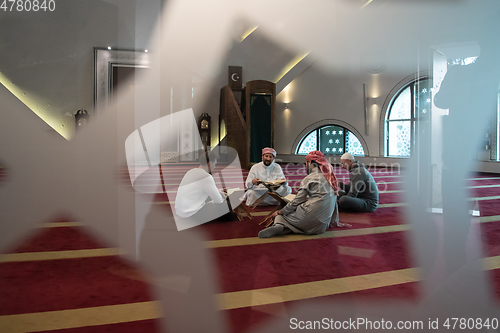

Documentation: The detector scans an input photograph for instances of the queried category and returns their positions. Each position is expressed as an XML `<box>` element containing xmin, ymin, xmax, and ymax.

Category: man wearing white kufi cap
<box><xmin>338</xmin><ymin>153</ymin><xmax>379</xmax><ymax>212</ymax></box>
<box><xmin>242</xmin><ymin>147</ymin><xmax>292</xmax><ymax>206</ymax></box>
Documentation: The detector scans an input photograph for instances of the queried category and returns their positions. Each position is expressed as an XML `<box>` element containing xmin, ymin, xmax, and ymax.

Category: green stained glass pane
<box><xmin>319</xmin><ymin>126</ymin><xmax>344</xmax><ymax>155</ymax></box>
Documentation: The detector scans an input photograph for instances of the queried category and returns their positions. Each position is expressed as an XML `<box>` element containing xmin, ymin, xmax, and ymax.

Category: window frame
<box><xmin>295</xmin><ymin>124</ymin><xmax>365</xmax><ymax>156</ymax></box>
<box><xmin>386</xmin><ymin>82</ymin><xmax>419</xmax><ymax>157</ymax></box>
<box><xmin>379</xmin><ymin>72</ymin><xmax>430</xmax><ymax>157</ymax></box>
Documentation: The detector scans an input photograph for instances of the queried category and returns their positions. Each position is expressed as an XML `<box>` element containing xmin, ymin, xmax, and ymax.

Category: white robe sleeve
<box><xmin>281</xmin><ymin>185</ymin><xmax>308</xmax><ymax>215</ymax></box>
<box><xmin>245</xmin><ymin>165</ymin><xmax>258</xmax><ymax>190</ymax></box>
<box><xmin>203</xmin><ymin>175</ymin><xmax>224</xmax><ymax>204</ymax></box>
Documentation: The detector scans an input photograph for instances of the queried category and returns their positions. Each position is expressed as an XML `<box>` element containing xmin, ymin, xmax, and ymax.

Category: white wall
<box><xmin>0</xmin><ymin>0</ymin><xmax>159</xmax><ymax>138</ymax></box>
<box><xmin>274</xmin><ymin>63</ymin><xmax>418</xmax><ymax>157</ymax></box>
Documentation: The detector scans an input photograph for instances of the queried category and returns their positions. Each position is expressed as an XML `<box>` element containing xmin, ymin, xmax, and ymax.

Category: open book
<box><xmin>258</xmin><ymin>179</ymin><xmax>287</xmax><ymax>186</ymax></box>
<box><xmin>282</xmin><ymin>194</ymin><xmax>296</xmax><ymax>203</ymax></box>
<box><xmin>225</xmin><ymin>188</ymin><xmax>244</xmax><ymax>196</ymax></box>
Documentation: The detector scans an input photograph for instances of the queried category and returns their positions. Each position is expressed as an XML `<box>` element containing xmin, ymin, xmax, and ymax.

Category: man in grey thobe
<box><xmin>338</xmin><ymin>153</ymin><xmax>379</xmax><ymax>212</ymax></box>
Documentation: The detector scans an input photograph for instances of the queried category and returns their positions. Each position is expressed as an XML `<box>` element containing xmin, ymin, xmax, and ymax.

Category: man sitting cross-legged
<box><xmin>337</xmin><ymin>152</ymin><xmax>379</xmax><ymax>212</ymax></box>
<box><xmin>242</xmin><ymin>147</ymin><xmax>292</xmax><ymax>206</ymax></box>
<box><xmin>258</xmin><ymin>150</ymin><xmax>340</xmax><ymax>238</ymax></box>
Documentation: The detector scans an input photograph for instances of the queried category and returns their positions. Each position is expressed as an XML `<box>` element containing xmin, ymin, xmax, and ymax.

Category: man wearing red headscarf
<box><xmin>242</xmin><ymin>147</ymin><xmax>292</xmax><ymax>206</ymax></box>
<box><xmin>258</xmin><ymin>150</ymin><xmax>340</xmax><ymax>238</ymax></box>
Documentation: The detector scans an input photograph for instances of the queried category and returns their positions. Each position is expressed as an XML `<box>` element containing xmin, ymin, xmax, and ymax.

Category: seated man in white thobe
<box><xmin>175</xmin><ymin>150</ymin><xmax>236</xmax><ymax>230</ymax></box>
<box><xmin>242</xmin><ymin>147</ymin><xmax>292</xmax><ymax>206</ymax></box>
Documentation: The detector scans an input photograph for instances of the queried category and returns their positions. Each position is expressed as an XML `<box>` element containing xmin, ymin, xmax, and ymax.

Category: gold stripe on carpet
<box><xmin>0</xmin><ymin>248</ymin><xmax>121</xmax><ymax>263</ymax></box>
<box><xmin>378</xmin><ymin>203</ymin><xmax>407</xmax><ymax>208</ymax></box>
<box><xmin>468</xmin><ymin>184</ymin><xmax>500</xmax><ymax>189</ymax></box>
<box><xmin>250</xmin><ymin>211</ymin><xmax>273</xmax><ymax>217</ymax></box>
<box><xmin>220</xmin><ymin>256</ymin><xmax>500</xmax><ymax>310</ymax></box>
<box><xmin>479</xmin><ymin>215</ymin><xmax>500</xmax><ymax>223</ymax></box>
<box><xmin>468</xmin><ymin>177</ymin><xmax>500</xmax><ymax>181</ymax></box>
<box><xmin>206</xmin><ymin>225</ymin><xmax>409</xmax><ymax>248</ymax></box>
<box><xmin>338</xmin><ymin>246</ymin><xmax>376</xmax><ymax>258</ymax></box>
<box><xmin>468</xmin><ymin>195</ymin><xmax>500</xmax><ymax>201</ymax></box>
<box><xmin>218</xmin><ymin>268</ymin><xmax>419</xmax><ymax>310</ymax></box>
<box><xmin>0</xmin><ymin>301</ymin><xmax>162</xmax><ymax>333</ymax></box>
<box><xmin>3</xmin><ymin>259</ymin><xmax>500</xmax><ymax>330</ymax></box>
<box><xmin>483</xmin><ymin>255</ymin><xmax>500</xmax><ymax>270</ymax></box>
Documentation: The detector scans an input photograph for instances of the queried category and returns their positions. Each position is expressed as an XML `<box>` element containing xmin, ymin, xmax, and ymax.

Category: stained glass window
<box><xmin>389</xmin><ymin>87</ymin><xmax>411</xmax><ymax>120</ymax></box>
<box><xmin>296</xmin><ymin>125</ymin><xmax>364</xmax><ymax>156</ymax></box>
<box><xmin>319</xmin><ymin>126</ymin><xmax>344</xmax><ymax>154</ymax></box>
<box><xmin>414</xmin><ymin>80</ymin><xmax>432</xmax><ymax>118</ymax></box>
<box><xmin>388</xmin><ymin>121</ymin><xmax>411</xmax><ymax>157</ymax></box>
<box><xmin>386</xmin><ymin>78</ymin><xmax>431</xmax><ymax>157</ymax></box>
<box><xmin>297</xmin><ymin>130</ymin><xmax>317</xmax><ymax>154</ymax></box>
<box><xmin>346</xmin><ymin>131</ymin><xmax>365</xmax><ymax>156</ymax></box>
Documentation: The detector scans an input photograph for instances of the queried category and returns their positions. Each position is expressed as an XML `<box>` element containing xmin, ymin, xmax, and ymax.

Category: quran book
<box><xmin>223</xmin><ymin>188</ymin><xmax>245</xmax><ymax>199</ymax></box>
<box><xmin>226</xmin><ymin>188</ymin><xmax>243</xmax><ymax>196</ymax></box>
<box><xmin>259</xmin><ymin>179</ymin><xmax>286</xmax><ymax>186</ymax></box>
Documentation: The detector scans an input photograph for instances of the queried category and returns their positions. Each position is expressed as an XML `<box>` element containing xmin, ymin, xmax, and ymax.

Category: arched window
<box><xmin>296</xmin><ymin>124</ymin><xmax>365</xmax><ymax>156</ymax></box>
<box><xmin>382</xmin><ymin>75</ymin><xmax>431</xmax><ymax>157</ymax></box>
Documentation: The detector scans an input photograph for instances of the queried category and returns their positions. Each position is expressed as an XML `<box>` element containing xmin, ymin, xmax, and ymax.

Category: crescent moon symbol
<box><xmin>231</xmin><ymin>73</ymin><xmax>239</xmax><ymax>82</ymax></box>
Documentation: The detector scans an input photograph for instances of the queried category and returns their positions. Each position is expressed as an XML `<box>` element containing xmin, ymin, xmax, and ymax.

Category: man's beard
<box><xmin>307</xmin><ymin>164</ymin><xmax>312</xmax><ymax>174</ymax></box>
<box><xmin>263</xmin><ymin>160</ymin><xmax>273</xmax><ymax>166</ymax></box>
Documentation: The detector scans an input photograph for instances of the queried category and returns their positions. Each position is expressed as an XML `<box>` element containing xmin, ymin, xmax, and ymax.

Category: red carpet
<box><xmin>215</xmin><ymin>231</ymin><xmax>413</xmax><ymax>293</ymax></box>
<box><xmin>0</xmin><ymin>256</ymin><xmax>154</xmax><ymax>315</ymax></box>
<box><xmin>37</xmin><ymin>320</ymin><xmax>161</xmax><ymax>333</ymax></box>
<box><xmin>0</xmin><ymin>221</ymin><xmax>162</xmax><ymax>331</ymax></box>
<box><xmin>226</xmin><ymin>282</ymin><xmax>420</xmax><ymax>333</ymax></box>
<box><xmin>6</xmin><ymin>226</ymin><xmax>105</xmax><ymax>253</ymax></box>
<box><xmin>0</xmin><ymin>166</ymin><xmax>6</xmax><ymax>185</ymax></box>
<box><xmin>2</xmin><ymin>164</ymin><xmax>500</xmax><ymax>332</ymax></box>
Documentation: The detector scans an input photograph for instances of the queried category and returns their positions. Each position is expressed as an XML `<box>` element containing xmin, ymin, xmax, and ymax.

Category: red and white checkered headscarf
<box><xmin>262</xmin><ymin>147</ymin><xmax>276</xmax><ymax>157</ymax></box>
<box><xmin>306</xmin><ymin>150</ymin><xmax>339</xmax><ymax>195</ymax></box>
